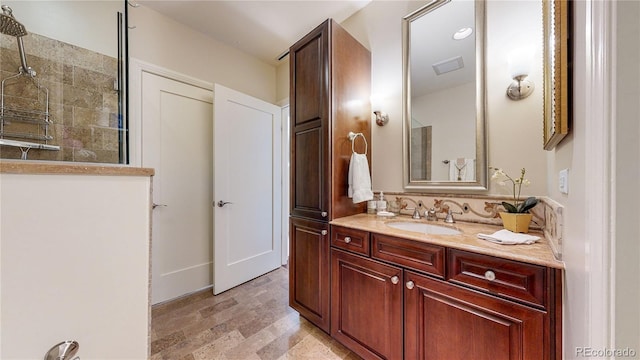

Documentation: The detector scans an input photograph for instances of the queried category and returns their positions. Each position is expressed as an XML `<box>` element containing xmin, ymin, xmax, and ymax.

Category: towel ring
<box><xmin>347</xmin><ymin>131</ymin><xmax>368</xmax><ymax>155</ymax></box>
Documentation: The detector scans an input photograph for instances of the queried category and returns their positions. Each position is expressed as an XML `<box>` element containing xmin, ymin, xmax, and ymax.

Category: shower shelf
<box><xmin>0</xmin><ymin>108</ymin><xmax>51</xmax><ymax>125</ymax></box>
<box><xmin>1</xmin><ymin>73</ymin><xmax>59</xmax><ymax>159</ymax></box>
<box><xmin>0</xmin><ymin>131</ymin><xmax>53</xmax><ymax>141</ymax></box>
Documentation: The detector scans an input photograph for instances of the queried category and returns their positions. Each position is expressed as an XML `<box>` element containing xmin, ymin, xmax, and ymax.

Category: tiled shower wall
<box><xmin>0</xmin><ymin>32</ymin><xmax>122</xmax><ymax>163</ymax></box>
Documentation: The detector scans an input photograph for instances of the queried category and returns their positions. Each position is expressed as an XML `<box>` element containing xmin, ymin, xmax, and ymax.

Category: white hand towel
<box><xmin>449</xmin><ymin>158</ymin><xmax>475</xmax><ymax>181</ymax></box>
<box><xmin>477</xmin><ymin>229</ymin><xmax>540</xmax><ymax>245</ymax></box>
<box><xmin>348</xmin><ymin>153</ymin><xmax>373</xmax><ymax>203</ymax></box>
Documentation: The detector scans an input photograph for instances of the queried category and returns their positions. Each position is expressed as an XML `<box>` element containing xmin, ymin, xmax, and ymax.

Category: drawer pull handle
<box><xmin>321</xmin><ymin>230</ymin><xmax>328</xmax><ymax>236</ymax></box>
<box><xmin>344</xmin><ymin>236</ymin><xmax>352</xmax><ymax>244</ymax></box>
<box><xmin>391</xmin><ymin>276</ymin><xmax>399</xmax><ymax>285</ymax></box>
<box><xmin>406</xmin><ymin>281</ymin><xmax>415</xmax><ymax>290</ymax></box>
<box><xmin>321</xmin><ymin>211</ymin><xmax>328</xmax><ymax>217</ymax></box>
<box><xmin>484</xmin><ymin>270</ymin><xmax>496</xmax><ymax>281</ymax></box>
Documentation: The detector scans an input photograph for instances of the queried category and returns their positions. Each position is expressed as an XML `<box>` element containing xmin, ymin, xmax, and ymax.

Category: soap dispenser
<box><xmin>376</xmin><ymin>191</ymin><xmax>387</xmax><ymax>212</ymax></box>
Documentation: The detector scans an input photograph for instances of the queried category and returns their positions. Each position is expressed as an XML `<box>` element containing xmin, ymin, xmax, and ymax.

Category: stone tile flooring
<box><xmin>150</xmin><ymin>267</ymin><xmax>361</xmax><ymax>360</ymax></box>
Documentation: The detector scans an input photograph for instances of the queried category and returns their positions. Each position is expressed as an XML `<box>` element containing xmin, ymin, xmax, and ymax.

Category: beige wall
<box><xmin>547</xmin><ymin>0</ymin><xmax>640</xmax><ymax>356</ymax></box>
<box><xmin>339</xmin><ymin>0</ymin><xmax>546</xmax><ymax>196</ymax></box>
<box><xmin>1</xmin><ymin>1</ymin><xmax>122</xmax><ymax>57</ymax></box>
<box><xmin>128</xmin><ymin>5</ymin><xmax>277</xmax><ymax>104</ymax></box>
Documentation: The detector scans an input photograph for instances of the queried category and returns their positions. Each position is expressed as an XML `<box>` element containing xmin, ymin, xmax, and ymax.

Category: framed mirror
<box><xmin>543</xmin><ymin>0</ymin><xmax>570</xmax><ymax>150</ymax></box>
<box><xmin>402</xmin><ymin>0</ymin><xmax>487</xmax><ymax>192</ymax></box>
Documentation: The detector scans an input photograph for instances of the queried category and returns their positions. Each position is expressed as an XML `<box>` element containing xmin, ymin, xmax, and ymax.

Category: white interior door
<box><xmin>214</xmin><ymin>84</ymin><xmax>282</xmax><ymax>294</ymax></box>
<box><xmin>142</xmin><ymin>71</ymin><xmax>214</xmax><ymax>304</ymax></box>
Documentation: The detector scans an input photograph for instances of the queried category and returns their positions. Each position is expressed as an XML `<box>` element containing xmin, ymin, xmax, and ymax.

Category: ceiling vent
<box><xmin>432</xmin><ymin>56</ymin><xmax>464</xmax><ymax>75</ymax></box>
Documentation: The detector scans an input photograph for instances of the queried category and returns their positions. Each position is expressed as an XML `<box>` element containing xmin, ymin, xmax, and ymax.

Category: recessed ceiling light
<box><xmin>453</xmin><ymin>27</ymin><xmax>473</xmax><ymax>40</ymax></box>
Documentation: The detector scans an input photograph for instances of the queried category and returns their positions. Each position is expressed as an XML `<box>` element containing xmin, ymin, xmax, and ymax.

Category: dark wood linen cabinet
<box><xmin>288</xmin><ymin>18</ymin><xmax>371</xmax><ymax>333</ymax></box>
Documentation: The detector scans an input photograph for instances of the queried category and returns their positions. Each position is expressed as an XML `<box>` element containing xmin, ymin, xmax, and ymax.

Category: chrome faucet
<box><xmin>444</xmin><ymin>209</ymin><xmax>463</xmax><ymax>223</ymax></box>
<box><xmin>425</xmin><ymin>208</ymin><xmax>437</xmax><ymax>221</ymax></box>
<box><xmin>400</xmin><ymin>198</ymin><xmax>423</xmax><ymax>219</ymax></box>
<box><xmin>412</xmin><ymin>206</ymin><xmax>421</xmax><ymax>219</ymax></box>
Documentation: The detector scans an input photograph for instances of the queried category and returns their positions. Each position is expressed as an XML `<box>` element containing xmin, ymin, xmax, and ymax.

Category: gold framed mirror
<box><xmin>402</xmin><ymin>0</ymin><xmax>488</xmax><ymax>192</ymax></box>
<box><xmin>543</xmin><ymin>0</ymin><xmax>571</xmax><ymax>150</ymax></box>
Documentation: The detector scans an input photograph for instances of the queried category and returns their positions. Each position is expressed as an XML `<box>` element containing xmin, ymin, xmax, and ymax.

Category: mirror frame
<box><xmin>402</xmin><ymin>0</ymin><xmax>488</xmax><ymax>192</ymax></box>
<box><xmin>542</xmin><ymin>0</ymin><xmax>570</xmax><ymax>150</ymax></box>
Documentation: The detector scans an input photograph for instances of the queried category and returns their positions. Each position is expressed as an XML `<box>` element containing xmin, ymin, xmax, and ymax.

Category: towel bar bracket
<box><xmin>347</xmin><ymin>131</ymin><xmax>368</xmax><ymax>155</ymax></box>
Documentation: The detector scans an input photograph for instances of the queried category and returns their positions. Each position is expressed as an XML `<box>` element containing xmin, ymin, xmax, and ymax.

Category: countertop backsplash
<box><xmin>381</xmin><ymin>192</ymin><xmax>564</xmax><ymax>260</ymax></box>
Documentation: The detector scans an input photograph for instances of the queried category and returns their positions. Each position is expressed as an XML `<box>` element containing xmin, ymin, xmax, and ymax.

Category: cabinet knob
<box><xmin>484</xmin><ymin>270</ymin><xmax>496</xmax><ymax>281</ymax></box>
<box><xmin>344</xmin><ymin>236</ymin><xmax>352</xmax><ymax>244</ymax></box>
<box><xmin>321</xmin><ymin>211</ymin><xmax>328</xmax><ymax>218</ymax></box>
<box><xmin>391</xmin><ymin>276</ymin><xmax>399</xmax><ymax>285</ymax></box>
<box><xmin>321</xmin><ymin>230</ymin><xmax>328</xmax><ymax>236</ymax></box>
<box><xmin>406</xmin><ymin>281</ymin><xmax>415</xmax><ymax>290</ymax></box>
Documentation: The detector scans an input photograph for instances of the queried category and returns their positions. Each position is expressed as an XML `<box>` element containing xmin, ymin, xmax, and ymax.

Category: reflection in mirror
<box><xmin>403</xmin><ymin>0</ymin><xmax>487</xmax><ymax>191</ymax></box>
<box><xmin>0</xmin><ymin>1</ymin><xmax>128</xmax><ymax>163</ymax></box>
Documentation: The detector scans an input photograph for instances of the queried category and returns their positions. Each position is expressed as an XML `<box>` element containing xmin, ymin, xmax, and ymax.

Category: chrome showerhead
<box><xmin>0</xmin><ymin>6</ymin><xmax>27</xmax><ymax>37</ymax></box>
<box><xmin>0</xmin><ymin>6</ymin><xmax>35</xmax><ymax>77</ymax></box>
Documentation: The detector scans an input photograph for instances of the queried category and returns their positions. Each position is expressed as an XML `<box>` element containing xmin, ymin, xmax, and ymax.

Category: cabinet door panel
<box><xmin>291</xmin><ymin>26</ymin><xmax>327</xmax><ymax>126</ymax></box>
<box><xmin>331</xmin><ymin>249</ymin><xmax>403</xmax><ymax>360</ymax></box>
<box><xmin>290</xmin><ymin>124</ymin><xmax>328</xmax><ymax>220</ymax></box>
<box><xmin>404</xmin><ymin>271</ymin><xmax>545</xmax><ymax>360</ymax></box>
<box><xmin>289</xmin><ymin>217</ymin><xmax>330</xmax><ymax>332</ymax></box>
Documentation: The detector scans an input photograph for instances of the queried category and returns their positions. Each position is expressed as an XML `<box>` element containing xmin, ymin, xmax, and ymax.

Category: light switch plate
<box><xmin>559</xmin><ymin>168</ymin><xmax>569</xmax><ymax>194</ymax></box>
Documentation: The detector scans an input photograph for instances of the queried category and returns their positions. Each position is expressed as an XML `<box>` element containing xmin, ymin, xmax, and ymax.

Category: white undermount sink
<box><xmin>386</xmin><ymin>221</ymin><xmax>462</xmax><ymax>235</ymax></box>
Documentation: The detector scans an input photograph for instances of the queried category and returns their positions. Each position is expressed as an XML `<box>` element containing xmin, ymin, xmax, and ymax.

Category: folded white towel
<box><xmin>449</xmin><ymin>158</ymin><xmax>475</xmax><ymax>181</ymax></box>
<box><xmin>477</xmin><ymin>229</ymin><xmax>540</xmax><ymax>245</ymax></box>
<box><xmin>348</xmin><ymin>153</ymin><xmax>373</xmax><ymax>204</ymax></box>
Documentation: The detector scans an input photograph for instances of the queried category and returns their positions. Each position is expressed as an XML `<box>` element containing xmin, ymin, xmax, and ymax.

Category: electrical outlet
<box><xmin>559</xmin><ymin>168</ymin><xmax>569</xmax><ymax>194</ymax></box>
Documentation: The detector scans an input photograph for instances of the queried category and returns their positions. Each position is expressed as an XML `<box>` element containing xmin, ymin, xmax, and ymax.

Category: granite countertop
<box><xmin>0</xmin><ymin>160</ymin><xmax>154</xmax><ymax>177</ymax></box>
<box><xmin>330</xmin><ymin>213</ymin><xmax>565</xmax><ymax>269</ymax></box>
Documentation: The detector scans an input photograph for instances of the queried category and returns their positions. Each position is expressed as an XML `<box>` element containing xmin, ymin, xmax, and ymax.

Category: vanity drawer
<box><xmin>371</xmin><ymin>233</ymin><xmax>445</xmax><ymax>278</ymax></box>
<box><xmin>331</xmin><ymin>226</ymin><xmax>370</xmax><ymax>256</ymax></box>
<box><xmin>447</xmin><ymin>249</ymin><xmax>547</xmax><ymax>308</ymax></box>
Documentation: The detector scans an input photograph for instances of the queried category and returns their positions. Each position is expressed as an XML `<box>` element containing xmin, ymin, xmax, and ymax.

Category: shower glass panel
<box><xmin>0</xmin><ymin>1</ymin><xmax>128</xmax><ymax>163</ymax></box>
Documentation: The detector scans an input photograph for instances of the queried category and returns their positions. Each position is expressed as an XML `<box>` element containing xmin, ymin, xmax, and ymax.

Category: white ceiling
<box><xmin>138</xmin><ymin>0</ymin><xmax>372</xmax><ymax>66</ymax></box>
<box><xmin>409</xmin><ymin>0</ymin><xmax>476</xmax><ymax>98</ymax></box>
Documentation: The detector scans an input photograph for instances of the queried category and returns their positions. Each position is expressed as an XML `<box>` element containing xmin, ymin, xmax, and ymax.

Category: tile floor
<box><xmin>150</xmin><ymin>266</ymin><xmax>361</xmax><ymax>360</ymax></box>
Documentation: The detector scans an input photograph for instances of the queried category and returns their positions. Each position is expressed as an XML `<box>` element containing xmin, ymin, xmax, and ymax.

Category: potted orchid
<box><xmin>491</xmin><ymin>167</ymin><xmax>538</xmax><ymax>233</ymax></box>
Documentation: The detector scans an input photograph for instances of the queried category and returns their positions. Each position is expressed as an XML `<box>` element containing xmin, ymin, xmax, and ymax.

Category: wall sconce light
<box><xmin>506</xmin><ymin>47</ymin><xmax>535</xmax><ymax>100</ymax></box>
<box><xmin>507</xmin><ymin>75</ymin><xmax>534</xmax><ymax>100</ymax></box>
<box><xmin>373</xmin><ymin>111</ymin><xmax>389</xmax><ymax>126</ymax></box>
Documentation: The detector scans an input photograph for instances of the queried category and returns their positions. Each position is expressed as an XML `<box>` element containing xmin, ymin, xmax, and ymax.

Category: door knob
<box><xmin>391</xmin><ymin>276</ymin><xmax>399</xmax><ymax>285</ymax></box>
<box><xmin>217</xmin><ymin>200</ymin><xmax>233</xmax><ymax>207</ymax></box>
<box><xmin>406</xmin><ymin>281</ymin><xmax>415</xmax><ymax>290</ymax></box>
<box><xmin>152</xmin><ymin>203</ymin><xmax>167</xmax><ymax>209</ymax></box>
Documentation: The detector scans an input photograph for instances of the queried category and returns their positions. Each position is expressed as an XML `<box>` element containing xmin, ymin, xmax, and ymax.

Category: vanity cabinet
<box><xmin>289</xmin><ymin>217</ymin><xmax>331</xmax><ymax>331</ymax></box>
<box><xmin>331</xmin><ymin>248</ymin><xmax>403</xmax><ymax>360</ymax></box>
<box><xmin>289</xmin><ymin>18</ymin><xmax>371</xmax><ymax>333</ymax></box>
<box><xmin>404</xmin><ymin>270</ymin><xmax>546</xmax><ymax>360</ymax></box>
<box><xmin>329</xmin><ymin>225</ymin><xmax>562</xmax><ymax>360</ymax></box>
